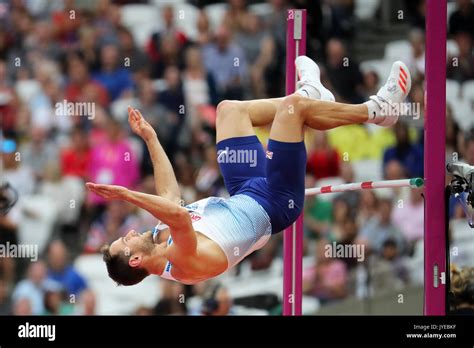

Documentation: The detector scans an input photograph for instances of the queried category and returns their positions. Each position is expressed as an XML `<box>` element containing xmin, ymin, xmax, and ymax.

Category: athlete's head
<box><xmin>101</xmin><ymin>230</ymin><xmax>156</xmax><ymax>286</ymax></box>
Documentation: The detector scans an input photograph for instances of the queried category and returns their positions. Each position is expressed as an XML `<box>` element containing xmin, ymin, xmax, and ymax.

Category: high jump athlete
<box><xmin>86</xmin><ymin>56</ymin><xmax>412</xmax><ymax>285</ymax></box>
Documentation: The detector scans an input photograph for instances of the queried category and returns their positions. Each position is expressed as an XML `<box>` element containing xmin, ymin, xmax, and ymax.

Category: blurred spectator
<box><xmin>159</xmin><ymin>65</ymin><xmax>190</xmax><ymax>154</ymax></box>
<box><xmin>325</xmin><ymin>38</ymin><xmax>363</xmax><ymax>103</ymax></box>
<box><xmin>154</xmin><ymin>281</ymin><xmax>188</xmax><ymax>315</ymax></box>
<box><xmin>117</xmin><ymin>25</ymin><xmax>149</xmax><ymax>76</ymax></box>
<box><xmin>74</xmin><ymin>289</ymin><xmax>97</xmax><ymax>315</ymax></box>
<box><xmin>1</xmin><ymin>138</ymin><xmax>34</xmax><ymax>286</ymax></box>
<box><xmin>378</xmin><ymin>239</ymin><xmax>410</xmax><ymax>284</ymax></box>
<box><xmin>249</xmin><ymin>238</ymin><xmax>278</xmax><ymax>271</ymax></box>
<box><xmin>146</xmin><ymin>5</ymin><xmax>188</xmax><ymax>78</ymax></box>
<box><xmin>195</xmin><ymin>144</ymin><xmax>225</xmax><ymax>198</ymax></box>
<box><xmin>263</xmin><ymin>0</ymin><xmax>287</xmax><ymax>50</ymax></box>
<box><xmin>357</xmin><ymin>190</ymin><xmax>379</xmax><ymax>228</ymax></box>
<box><xmin>450</xmin><ymin>265</ymin><xmax>474</xmax><ymax>315</ymax></box>
<box><xmin>445</xmin><ymin>105</ymin><xmax>462</xmax><ymax>161</ymax></box>
<box><xmin>223</xmin><ymin>0</ymin><xmax>250</xmax><ymax>34</ymax></box>
<box><xmin>27</xmin><ymin>59</ymin><xmax>66</xmax><ymax>131</ymax></box>
<box><xmin>358</xmin><ymin>197</ymin><xmax>407</xmax><ymax>256</ymax></box>
<box><xmin>360</xmin><ymin>70</ymin><xmax>380</xmax><ymax>99</ymax></box>
<box><xmin>50</xmin><ymin>0</ymin><xmax>81</xmax><ymax>46</ymax></box>
<box><xmin>392</xmin><ymin>187</ymin><xmax>424</xmax><ymax>252</ymax></box>
<box><xmin>333</xmin><ymin>214</ymin><xmax>360</xmax><ymax>271</ymax></box>
<box><xmin>12</xmin><ymin>260</ymin><xmax>48</xmax><ymax>315</ymax></box>
<box><xmin>26</xmin><ymin>19</ymin><xmax>62</xmax><ymax>62</ymax></box>
<box><xmin>2</xmin><ymin>138</ymin><xmax>35</xmax><ymax>196</ymax></box>
<box><xmin>449</xmin><ymin>0</ymin><xmax>474</xmax><ymax>37</ymax></box>
<box><xmin>42</xmin><ymin>280</ymin><xmax>74</xmax><ymax>315</ymax></box>
<box><xmin>88</xmin><ymin>117</ymin><xmax>139</xmax><ymax>206</ymax></box>
<box><xmin>202</xmin><ymin>24</ymin><xmax>248</xmax><ymax>100</ymax></box>
<box><xmin>0</xmin><ymin>278</ymin><xmax>12</xmax><ymax>315</ymax></box>
<box><xmin>19</xmin><ymin>126</ymin><xmax>59</xmax><ymax>182</ymax></box>
<box><xmin>46</xmin><ymin>240</ymin><xmax>88</xmax><ymax>297</ymax></box>
<box><xmin>367</xmin><ymin>246</ymin><xmax>407</xmax><ymax>292</ymax></box>
<box><xmin>135</xmin><ymin>306</ymin><xmax>154</xmax><ymax>315</ymax></box>
<box><xmin>464</xmin><ymin>134</ymin><xmax>474</xmax><ymax>165</ymax></box>
<box><xmin>306</xmin><ymin>131</ymin><xmax>340</xmax><ymax>180</ymax></box>
<box><xmin>330</xmin><ymin>198</ymin><xmax>352</xmax><ymax>242</ymax></box>
<box><xmin>195</xmin><ymin>9</ymin><xmax>213</xmax><ymax>46</ymax></box>
<box><xmin>447</xmin><ymin>32</ymin><xmax>474</xmax><ymax>82</ymax></box>
<box><xmin>84</xmin><ymin>201</ymin><xmax>141</xmax><ymax>253</ymax></box>
<box><xmin>182</xmin><ymin>45</ymin><xmax>218</xmax><ymax>126</ymax></box>
<box><xmin>60</xmin><ymin>126</ymin><xmax>92</xmax><ymax>180</ymax></box>
<box><xmin>174</xmin><ymin>152</ymin><xmax>198</xmax><ymax>204</ymax></box>
<box><xmin>200</xmin><ymin>283</ymin><xmax>233</xmax><ymax>316</ymax></box>
<box><xmin>404</xmin><ymin>0</ymin><xmax>426</xmax><ymax>29</ymax></box>
<box><xmin>65</xmin><ymin>52</ymin><xmax>109</xmax><ymax>108</ymax></box>
<box><xmin>337</xmin><ymin>162</ymin><xmax>359</xmax><ymax>211</ymax></box>
<box><xmin>405</xmin><ymin>29</ymin><xmax>425</xmax><ymax>80</ymax></box>
<box><xmin>77</xmin><ymin>25</ymin><xmax>101</xmax><ymax>71</ymax></box>
<box><xmin>304</xmin><ymin>174</ymin><xmax>333</xmax><ymax>239</ymax></box>
<box><xmin>0</xmin><ymin>60</ymin><xmax>18</xmax><ymax>133</ymax></box>
<box><xmin>303</xmin><ymin>239</ymin><xmax>348</xmax><ymax>303</ymax></box>
<box><xmin>326</xmin><ymin>0</ymin><xmax>355</xmax><ymax>39</ymax></box>
<box><xmin>93</xmin><ymin>44</ymin><xmax>133</xmax><ymax>100</ymax></box>
<box><xmin>383</xmin><ymin>122</ymin><xmax>423</xmax><ymax>179</ymax></box>
<box><xmin>235</xmin><ymin>13</ymin><xmax>276</xmax><ymax>98</ymax></box>
<box><xmin>12</xmin><ymin>297</ymin><xmax>33</xmax><ymax>316</ymax></box>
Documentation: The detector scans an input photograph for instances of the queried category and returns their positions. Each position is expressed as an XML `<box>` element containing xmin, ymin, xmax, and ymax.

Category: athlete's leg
<box><xmin>215</xmin><ymin>56</ymin><xmax>334</xmax><ymax>141</ymax></box>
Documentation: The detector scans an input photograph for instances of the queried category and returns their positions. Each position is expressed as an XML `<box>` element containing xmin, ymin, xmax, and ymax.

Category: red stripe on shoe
<box><xmin>320</xmin><ymin>186</ymin><xmax>332</xmax><ymax>193</ymax></box>
<box><xmin>398</xmin><ymin>81</ymin><xmax>407</xmax><ymax>93</ymax></box>
<box><xmin>400</xmin><ymin>66</ymin><xmax>408</xmax><ymax>79</ymax></box>
<box><xmin>361</xmin><ymin>182</ymin><xmax>373</xmax><ymax>189</ymax></box>
<box><xmin>400</xmin><ymin>73</ymin><xmax>406</xmax><ymax>85</ymax></box>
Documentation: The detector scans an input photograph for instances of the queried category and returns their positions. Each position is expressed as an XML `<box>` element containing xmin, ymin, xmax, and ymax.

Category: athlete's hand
<box><xmin>128</xmin><ymin>106</ymin><xmax>157</xmax><ymax>142</ymax></box>
<box><xmin>86</xmin><ymin>183</ymin><xmax>129</xmax><ymax>200</ymax></box>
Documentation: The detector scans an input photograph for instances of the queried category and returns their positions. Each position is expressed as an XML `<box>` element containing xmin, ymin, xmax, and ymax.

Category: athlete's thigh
<box><xmin>216</xmin><ymin>135</ymin><xmax>267</xmax><ymax>196</ymax></box>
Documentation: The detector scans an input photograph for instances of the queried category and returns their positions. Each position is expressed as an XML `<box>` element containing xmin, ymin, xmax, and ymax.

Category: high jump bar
<box><xmin>305</xmin><ymin>178</ymin><xmax>424</xmax><ymax>196</ymax></box>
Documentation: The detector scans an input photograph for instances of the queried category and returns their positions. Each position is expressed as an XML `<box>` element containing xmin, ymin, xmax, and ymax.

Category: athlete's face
<box><xmin>109</xmin><ymin>230</ymin><xmax>155</xmax><ymax>258</ymax></box>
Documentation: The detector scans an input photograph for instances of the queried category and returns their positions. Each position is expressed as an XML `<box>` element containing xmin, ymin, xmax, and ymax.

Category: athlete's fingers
<box><xmin>131</xmin><ymin>108</ymin><xmax>141</xmax><ymax>122</ymax></box>
<box><xmin>128</xmin><ymin>106</ymin><xmax>133</xmax><ymax>123</ymax></box>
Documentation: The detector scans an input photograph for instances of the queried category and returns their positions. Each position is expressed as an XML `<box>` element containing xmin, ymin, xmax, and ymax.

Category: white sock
<box><xmin>296</xmin><ymin>85</ymin><xmax>321</xmax><ymax>100</ymax></box>
<box><xmin>364</xmin><ymin>99</ymin><xmax>381</xmax><ymax>123</ymax></box>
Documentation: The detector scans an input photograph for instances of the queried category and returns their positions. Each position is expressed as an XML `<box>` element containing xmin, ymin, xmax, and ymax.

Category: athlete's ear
<box><xmin>129</xmin><ymin>254</ymin><xmax>142</xmax><ymax>268</ymax></box>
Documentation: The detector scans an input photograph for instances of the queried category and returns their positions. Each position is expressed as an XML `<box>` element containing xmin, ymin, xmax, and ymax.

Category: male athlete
<box><xmin>87</xmin><ymin>56</ymin><xmax>412</xmax><ymax>285</ymax></box>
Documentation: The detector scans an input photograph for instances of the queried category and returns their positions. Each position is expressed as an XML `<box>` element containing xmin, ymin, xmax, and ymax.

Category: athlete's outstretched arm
<box><xmin>86</xmin><ymin>183</ymin><xmax>197</xmax><ymax>253</ymax></box>
<box><xmin>128</xmin><ymin>107</ymin><xmax>181</xmax><ymax>203</ymax></box>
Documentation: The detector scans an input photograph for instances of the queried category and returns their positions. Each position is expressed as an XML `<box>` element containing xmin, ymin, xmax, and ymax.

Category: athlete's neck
<box><xmin>142</xmin><ymin>243</ymin><xmax>168</xmax><ymax>275</ymax></box>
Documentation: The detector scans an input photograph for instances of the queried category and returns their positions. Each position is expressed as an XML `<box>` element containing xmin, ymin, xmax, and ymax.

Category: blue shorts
<box><xmin>217</xmin><ymin>135</ymin><xmax>306</xmax><ymax>234</ymax></box>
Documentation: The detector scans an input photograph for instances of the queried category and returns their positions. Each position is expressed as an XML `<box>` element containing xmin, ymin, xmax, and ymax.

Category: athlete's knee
<box><xmin>217</xmin><ymin>100</ymin><xmax>242</xmax><ymax>116</ymax></box>
<box><xmin>216</xmin><ymin>100</ymin><xmax>245</xmax><ymax>125</ymax></box>
<box><xmin>277</xmin><ymin>94</ymin><xmax>306</xmax><ymax>120</ymax></box>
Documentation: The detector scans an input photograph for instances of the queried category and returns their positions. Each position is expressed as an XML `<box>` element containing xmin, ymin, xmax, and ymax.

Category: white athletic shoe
<box><xmin>365</xmin><ymin>61</ymin><xmax>412</xmax><ymax>127</ymax></box>
<box><xmin>295</xmin><ymin>55</ymin><xmax>335</xmax><ymax>102</ymax></box>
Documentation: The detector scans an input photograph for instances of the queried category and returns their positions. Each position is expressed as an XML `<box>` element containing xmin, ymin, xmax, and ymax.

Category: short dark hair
<box><xmin>101</xmin><ymin>245</ymin><xmax>149</xmax><ymax>286</ymax></box>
